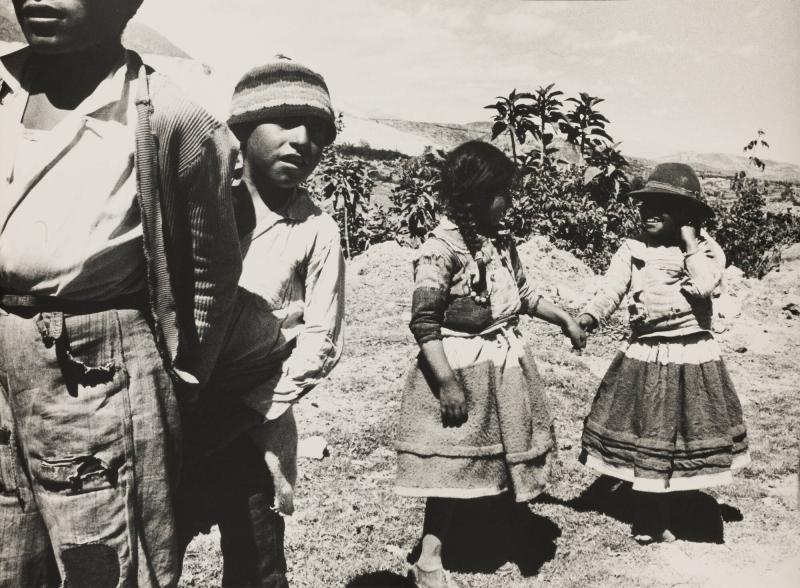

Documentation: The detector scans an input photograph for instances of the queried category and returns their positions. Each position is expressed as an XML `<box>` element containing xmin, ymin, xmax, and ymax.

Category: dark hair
<box><xmin>438</xmin><ymin>140</ymin><xmax>516</xmax><ymax>258</ymax></box>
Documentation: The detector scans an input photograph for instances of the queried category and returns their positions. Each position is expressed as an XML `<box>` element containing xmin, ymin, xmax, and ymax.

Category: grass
<box><xmin>180</xmin><ymin>242</ymin><xmax>800</xmax><ymax>587</ymax></box>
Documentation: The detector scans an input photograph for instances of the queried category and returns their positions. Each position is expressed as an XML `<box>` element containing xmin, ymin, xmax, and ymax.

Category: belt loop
<box><xmin>35</xmin><ymin>312</ymin><xmax>65</xmax><ymax>347</ymax></box>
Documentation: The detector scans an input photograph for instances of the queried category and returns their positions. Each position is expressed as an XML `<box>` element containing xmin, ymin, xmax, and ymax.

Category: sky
<box><xmin>135</xmin><ymin>0</ymin><xmax>800</xmax><ymax>163</ymax></box>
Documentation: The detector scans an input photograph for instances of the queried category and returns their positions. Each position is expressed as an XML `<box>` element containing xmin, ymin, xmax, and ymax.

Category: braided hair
<box><xmin>438</xmin><ymin>140</ymin><xmax>516</xmax><ymax>262</ymax></box>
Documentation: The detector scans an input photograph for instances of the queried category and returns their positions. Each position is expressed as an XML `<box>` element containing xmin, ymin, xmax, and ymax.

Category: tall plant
<box><xmin>526</xmin><ymin>83</ymin><xmax>565</xmax><ymax>165</ymax></box>
<box><xmin>314</xmin><ymin>151</ymin><xmax>375</xmax><ymax>258</ymax></box>
<box><xmin>560</xmin><ymin>92</ymin><xmax>613</xmax><ymax>163</ymax></box>
<box><xmin>485</xmin><ymin>89</ymin><xmax>536</xmax><ymax>163</ymax></box>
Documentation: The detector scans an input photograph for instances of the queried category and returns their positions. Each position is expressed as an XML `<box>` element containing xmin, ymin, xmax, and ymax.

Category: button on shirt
<box><xmin>236</xmin><ymin>186</ymin><xmax>345</xmax><ymax>419</ymax></box>
<box><xmin>0</xmin><ymin>50</ymin><xmax>144</xmax><ymax>300</ymax></box>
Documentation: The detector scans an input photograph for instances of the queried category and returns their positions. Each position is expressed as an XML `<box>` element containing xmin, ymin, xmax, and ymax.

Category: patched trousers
<box><xmin>0</xmin><ymin>307</ymin><xmax>181</xmax><ymax>588</ymax></box>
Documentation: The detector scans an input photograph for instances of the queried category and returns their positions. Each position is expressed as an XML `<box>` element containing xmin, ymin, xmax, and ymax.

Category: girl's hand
<box><xmin>680</xmin><ymin>224</ymin><xmax>700</xmax><ymax>253</ymax></box>
<box><xmin>562</xmin><ymin>317</ymin><xmax>587</xmax><ymax>350</ymax></box>
<box><xmin>439</xmin><ymin>378</ymin><xmax>468</xmax><ymax>427</ymax></box>
<box><xmin>577</xmin><ymin>313</ymin><xmax>597</xmax><ymax>333</ymax></box>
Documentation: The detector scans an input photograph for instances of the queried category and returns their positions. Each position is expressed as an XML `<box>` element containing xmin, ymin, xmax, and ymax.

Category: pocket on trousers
<box><xmin>61</xmin><ymin>312</ymin><xmax>120</xmax><ymax>386</ymax></box>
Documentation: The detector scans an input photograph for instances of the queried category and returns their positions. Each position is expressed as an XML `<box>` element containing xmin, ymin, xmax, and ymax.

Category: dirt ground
<box><xmin>180</xmin><ymin>239</ymin><xmax>800</xmax><ymax>588</ymax></box>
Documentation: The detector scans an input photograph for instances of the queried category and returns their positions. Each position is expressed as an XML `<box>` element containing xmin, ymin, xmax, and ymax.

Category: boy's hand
<box><xmin>439</xmin><ymin>379</ymin><xmax>468</xmax><ymax>428</ymax></box>
<box><xmin>577</xmin><ymin>313</ymin><xmax>597</xmax><ymax>333</ymax></box>
<box><xmin>562</xmin><ymin>317</ymin><xmax>587</xmax><ymax>350</ymax></box>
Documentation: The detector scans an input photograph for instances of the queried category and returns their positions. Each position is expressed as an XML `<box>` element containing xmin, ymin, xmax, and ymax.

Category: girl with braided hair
<box><xmin>395</xmin><ymin>141</ymin><xmax>586</xmax><ymax>587</ymax></box>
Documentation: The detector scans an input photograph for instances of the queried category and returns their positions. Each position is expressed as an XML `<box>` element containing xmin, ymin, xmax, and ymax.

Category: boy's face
<box><xmin>13</xmin><ymin>0</ymin><xmax>138</xmax><ymax>54</ymax></box>
<box><xmin>243</xmin><ymin>117</ymin><xmax>327</xmax><ymax>190</ymax></box>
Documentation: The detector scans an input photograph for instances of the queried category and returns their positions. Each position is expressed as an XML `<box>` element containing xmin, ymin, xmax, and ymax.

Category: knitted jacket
<box><xmin>582</xmin><ymin>231</ymin><xmax>725</xmax><ymax>339</ymax></box>
<box><xmin>0</xmin><ymin>48</ymin><xmax>244</xmax><ymax>389</ymax></box>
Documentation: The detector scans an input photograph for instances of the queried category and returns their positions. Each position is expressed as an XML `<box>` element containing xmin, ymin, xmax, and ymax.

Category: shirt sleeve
<box><xmin>581</xmin><ymin>240</ymin><xmax>633</xmax><ymax>325</ymax></box>
<box><xmin>508</xmin><ymin>241</ymin><xmax>544</xmax><ymax>315</ymax></box>
<box><xmin>682</xmin><ymin>232</ymin><xmax>726</xmax><ymax>298</ymax></box>
<box><xmin>266</xmin><ymin>216</ymin><xmax>346</xmax><ymax>415</ymax></box>
<box><xmin>409</xmin><ymin>238</ymin><xmax>458</xmax><ymax>345</ymax></box>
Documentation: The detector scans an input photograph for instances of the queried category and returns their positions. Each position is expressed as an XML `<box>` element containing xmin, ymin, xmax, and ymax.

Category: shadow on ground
<box><xmin>542</xmin><ymin>475</ymin><xmax>743</xmax><ymax>544</ymax></box>
<box><xmin>419</xmin><ymin>495</ymin><xmax>560</xmax><ymax>576</ymax></box>
<box><xmin>345</xmin><ymin>570</ymin><xmax>414</xmax><ymax>587</ymax></box>
<box><xmin>346</xmin><ymin>495</ymin><xmax>560</xmax><ymax>587</ymax></box>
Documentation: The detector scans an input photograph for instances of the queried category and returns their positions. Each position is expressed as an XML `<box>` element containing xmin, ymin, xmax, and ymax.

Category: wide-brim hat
<box><xmin>228</xmin><ymin>57</ymin><xmax>337</xmax><ymax>145</ymax></box>
<box><xmin>628</xmin><ymin>162</ymin><xmax>714</xmax><ymax>219</ymax></box>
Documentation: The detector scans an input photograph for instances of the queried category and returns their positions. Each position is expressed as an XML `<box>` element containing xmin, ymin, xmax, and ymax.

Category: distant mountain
<box><xmin>336</xmin><ymin>115</ymin><xmax>800</xmax><ymax>183</ymax></box>
<box><xmin>0</xmin><ymin>5</ymin><xmax>191</xmax><ymax>60</ymax></box>
<box><xmin>655</xmin><ymin>151</ymin><xmax>800</xmax><ymax>184</ymax></box>
<box><xmin>123</xmin><ymin>22</ymin><xmax>192</xmax><ymax>59</ymax></box>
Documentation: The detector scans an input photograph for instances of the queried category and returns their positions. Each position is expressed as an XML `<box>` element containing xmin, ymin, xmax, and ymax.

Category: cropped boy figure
<box><xmin>0</xmin><ymin>1</ymin><xmax>242</xmax><ymax>586</ymax></box>
<box><xmin>178</xmin><ymin>58</ymin><xmax>345</xmax><ymax>587</ymax></box>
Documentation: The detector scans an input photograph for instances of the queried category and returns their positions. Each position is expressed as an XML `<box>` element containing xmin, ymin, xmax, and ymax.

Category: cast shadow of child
<box><xmin>346</xmin><ymin>495</ymin><xmax>561</xmax><ymax>587</ymax></box>
<box><xmin>418</xmin><ymin>494</ymin><xmax>560</xmax><ymax>576</ymax></box>
<box><xmin>543</xmin><ymin>475</ymin><xmax>743</xmax><ymax>544</ymax></box>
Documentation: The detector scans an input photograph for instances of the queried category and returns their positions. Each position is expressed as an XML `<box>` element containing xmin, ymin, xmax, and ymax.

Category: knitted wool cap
<box><xmin>228</xmin><ymin>57</ymin><xmax>337</xmax><ymax>145</ymax></box>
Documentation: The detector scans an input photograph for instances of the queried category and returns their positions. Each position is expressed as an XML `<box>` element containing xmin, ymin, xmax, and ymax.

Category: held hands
<box><xmin>439</xmin><ymin>377</ymin><xmax>468</xmax><ymax>428</ymax></box>
<box><xmin>577</xmin><ymin>313</ymin><xmax>597</xmax><ymax>333</ymax></box>
<box><xmin>561</xmin><ymin>316</ymin><xmax>587</xmax><ymax>351</ymax></box>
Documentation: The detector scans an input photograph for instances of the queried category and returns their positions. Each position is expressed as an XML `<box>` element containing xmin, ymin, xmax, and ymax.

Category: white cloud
<box><xmin>609</xmin><ymin>31</ymin><xmax>653</xmax><ymax>47</ymax></box>
<box><xmin>735</xmin><ymin>43</ymin><xmax>758</xmax><ymax>58</ymax></box>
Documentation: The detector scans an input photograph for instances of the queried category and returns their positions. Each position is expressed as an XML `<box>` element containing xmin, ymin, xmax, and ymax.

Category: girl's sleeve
<box><xmin>508</xmin><ymin>242</ymin><xmax>545</xmax><ymax>315</ymax></box>
<box><xmin>581</xmin><ymin>241</ymin><xmax>633</xmax><ymax>325</ymax></box>
<box><xmin>682</xmin><ymin>233</ymin><xmax>725</xmax><ymax>298</ymax></box>
<box><xmin>409</xmin><ymin>239</ymin><xmax>457</xmax><ymax>345</ymax></box>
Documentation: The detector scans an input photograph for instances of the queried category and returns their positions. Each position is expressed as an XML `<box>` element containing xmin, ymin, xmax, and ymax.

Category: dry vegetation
<box><xmin>181</xmin><ymin>238</ymin><xmax>800</xmax><ymax>588</ymax></box>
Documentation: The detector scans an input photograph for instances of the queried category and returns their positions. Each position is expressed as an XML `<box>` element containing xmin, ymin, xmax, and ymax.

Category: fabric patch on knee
<box><xmin>62</xmin><ymin>543</ymin><xmax>120</xmax><ymax>588</ymax></box>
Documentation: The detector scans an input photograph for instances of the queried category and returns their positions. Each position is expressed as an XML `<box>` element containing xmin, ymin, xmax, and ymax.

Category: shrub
<box><xmin>709</xmin><ymin>177</ymin><xmax>800</xmax><ymax>277</ymax></box>
<box><xmin>388</xmin><ymin>152</ymin><xmax>443</xmax><ymax>246</ymax></box>
<box><xmin>508</xmin><ymin>160</ymin><xmax>640</xmax><ymax>272</ymax></box>
<box><xmin>308</xmin><ymin>150</ymin><xmax>379</xmax><ymax>258</ymax></box>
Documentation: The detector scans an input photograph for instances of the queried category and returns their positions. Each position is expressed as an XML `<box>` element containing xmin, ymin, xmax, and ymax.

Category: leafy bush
<box><xmin>709</xmin><ymin>177</ymin><xmax>800</xmax><ymax>277</ymax></box>
<box><xmin>387</xmin><ymin>152</ymin><xmax>443</xmax><ymax>245</ymax></box>
<box><xmin>308</xmin><ymin>150</ymin><xmax>379</xmax><ymax>258</ymax></box>
<box><xmin>508</xmin><ymin>161</ymin><xmax>640</xmax><ymax>272</ymax></box>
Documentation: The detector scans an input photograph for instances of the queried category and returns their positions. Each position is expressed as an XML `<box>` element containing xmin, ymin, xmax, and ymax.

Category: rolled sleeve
<box><xmin>409</xmin><ymin>241</ymin><xmax>457</xmax><ymax>344</ymax></box>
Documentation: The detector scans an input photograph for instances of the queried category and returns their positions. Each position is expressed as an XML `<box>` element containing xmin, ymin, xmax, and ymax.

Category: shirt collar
<box><xmin>0</xmin><ymin>46</ymin><xmax>134</xmax><ymax>119</ymax></box>
<box><xmin>0</xmin><ymin>46</ymin><xmax>26</xmax><ymax>98</ymax></box>
<box><xmin>431</xmin><ymin>216</ymin><xmax>469</xmax><ymax>254</ymax></box>
<box><xmin>246</xmin><ymin>185</ymin><xmax>323</xmax><ymax>238</ymax></box>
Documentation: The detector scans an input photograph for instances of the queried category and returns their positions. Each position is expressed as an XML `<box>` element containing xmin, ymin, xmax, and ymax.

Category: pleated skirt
<box><xmin>580</xmin><ymin>331</ymin><xmax>749</xmax><ymax>492</ymax></box>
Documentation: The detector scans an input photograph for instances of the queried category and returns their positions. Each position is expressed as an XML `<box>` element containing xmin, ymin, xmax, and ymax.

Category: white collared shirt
<box><xmin>0</xmin><ymin>48</ymin><xmax>144</xmax><ymax>300</ymax></box>
<box><xmin>236</xmin><ymin>186</ymin><xmax>345</xmax><ymax>419</ymax></box>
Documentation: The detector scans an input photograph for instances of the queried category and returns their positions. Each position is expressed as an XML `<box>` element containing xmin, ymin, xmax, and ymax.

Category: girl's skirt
<box><xmin>395</xmin><ymin>326</ymin><xmax>555</xmax><ymax>502</ymax></box>
<box><xmin>580</xmin><ymin>331</ymin><xmax>749</xmax><ymax>492</ymax></box>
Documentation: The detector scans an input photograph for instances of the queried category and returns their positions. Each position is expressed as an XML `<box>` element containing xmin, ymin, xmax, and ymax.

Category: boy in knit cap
<box><xmin>177</xmin><ymin>57</ymin><xmax>345</xmax><ymax>588</ymax></box>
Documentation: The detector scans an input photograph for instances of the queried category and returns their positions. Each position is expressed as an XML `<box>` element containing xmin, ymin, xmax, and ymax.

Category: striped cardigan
<box><xmin>0</xmin><ymin>47</ymin><xmax>245</xmax><ymax>389</ymax></box>
<box><xmin>131</xmin><ymin>52</ymin><xmax>244</xmax><ymax>389</ymax></box>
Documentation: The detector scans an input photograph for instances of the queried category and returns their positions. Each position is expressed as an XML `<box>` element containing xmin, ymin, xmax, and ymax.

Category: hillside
<box><xmin>182</xmin><ymin>237</ymin><xmax>800</xmax><ymax>587</ymax></box>
<box><xmin>0</xmin><ymin>6</ymin><xmax>191</xmax><ymax>60</ymax></box>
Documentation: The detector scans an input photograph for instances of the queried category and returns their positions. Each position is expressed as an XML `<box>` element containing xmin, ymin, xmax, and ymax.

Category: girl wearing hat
<box><xmin>577</xmin><ymin>162</ymin><xmax>749</xmax><ymax>543</ymax></box>
<box><xmin>395</xmin><ymin>141</ymin><xmax>586</xmax><ymax>587</ymax></box>
<box><xmin>176</xmin><ymin>57</ymin><xmax>344</xmax><ymax>587</ymax></box>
